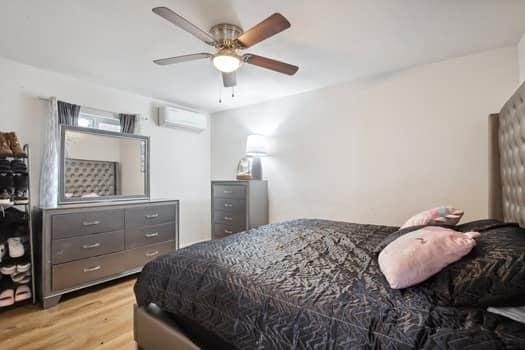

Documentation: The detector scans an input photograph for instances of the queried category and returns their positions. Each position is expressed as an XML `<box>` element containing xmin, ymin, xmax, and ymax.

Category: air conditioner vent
<box><xmin>157</xmin><ymin>106</ymin><xmax>207</xmax><ymax>132</ymax></box>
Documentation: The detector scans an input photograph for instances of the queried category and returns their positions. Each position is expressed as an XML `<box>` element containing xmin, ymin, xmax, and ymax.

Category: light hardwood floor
<box><xmin>0</xmin><ymin>276</ymin><xmax>138</xmax><ymax>350</ymax></box>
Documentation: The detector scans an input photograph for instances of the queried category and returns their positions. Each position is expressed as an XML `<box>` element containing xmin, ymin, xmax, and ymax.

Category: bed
<box><xmin>134</xmin><ymin>82</ymin><xmax>525</xmax><ymax>349</ymax></box>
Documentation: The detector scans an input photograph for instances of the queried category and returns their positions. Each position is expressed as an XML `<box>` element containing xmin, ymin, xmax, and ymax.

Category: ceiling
<box><xmin>1</xmin><ymin>0</ymin><xmax>525</xmax><ymax>113</ymax></box>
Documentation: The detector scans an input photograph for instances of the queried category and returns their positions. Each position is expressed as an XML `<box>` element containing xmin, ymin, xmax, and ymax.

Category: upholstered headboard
<box><xmin>489</xmin><ymin>81</ymin><xmax>525</xmax><ymax>226</ymax></box>
<box><xmin>64</xmin><ymin>158</ymin><xmax>120</xmax><ymax>198</ymax></box>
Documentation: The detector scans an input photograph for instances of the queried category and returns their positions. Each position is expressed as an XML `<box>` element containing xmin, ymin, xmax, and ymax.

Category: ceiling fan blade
<box><xmin>236</xmin><ymin>13</ymin><xmax>290</xmax><ymax>48</ymax></box>
<box><xmin>152</xmin><ymin>7</ymin><xmax>216</xmax><ymax>46</ymax></box>
<box><xmin>243</xmin><ymin>54</ymin><xmax>298</xmax><ymax>75</ymax></box>
<box><xmin>222</xmin><ymin>72</ymin><xmax>237</xmax><ymax>87</ymax></box>
<box><xmin>153</xmin><ymin>53</ymin><xmax>212</xmax><ymax>66</ymax></box>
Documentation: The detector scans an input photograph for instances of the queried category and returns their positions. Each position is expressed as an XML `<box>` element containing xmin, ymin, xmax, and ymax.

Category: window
<box><xmin>78</xmin><ymin>108</ymin><xmax>121</xmax><ymax>133</ymax></box>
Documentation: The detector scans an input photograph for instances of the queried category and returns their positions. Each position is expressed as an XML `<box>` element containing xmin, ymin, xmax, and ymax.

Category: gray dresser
<box><xmin>211</xmin><ymin>181</ymin><xmax>268</xmax><ymax>239</ymax></box>
<box><xmin>39</xmin><ymin>200</ymin><xmax>178</xmax><ymax>308</ymax></box>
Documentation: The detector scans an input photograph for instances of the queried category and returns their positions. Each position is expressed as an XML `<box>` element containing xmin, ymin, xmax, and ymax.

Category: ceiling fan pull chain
<box><xmin>218</xmin><ymin>73</ymin><xmax>222</xmax><ymax>103</ymax></box>
<box><xmin>232</xmin><ymin>87</ymin><xmax>235</xmax><ymax>98</ymax></box>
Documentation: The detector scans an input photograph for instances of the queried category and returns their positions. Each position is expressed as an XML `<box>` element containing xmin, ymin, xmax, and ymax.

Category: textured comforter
<box><xmin>134</xmin><ymin>219</ymin><xmax>525</xmax><ymax>349</ymax></box>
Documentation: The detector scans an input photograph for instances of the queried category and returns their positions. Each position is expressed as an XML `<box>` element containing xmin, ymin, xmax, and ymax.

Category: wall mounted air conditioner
<box><xmin>157</xmin><ymin>105</ymin><xmax>207</xmax><ymax>132</ymax></box>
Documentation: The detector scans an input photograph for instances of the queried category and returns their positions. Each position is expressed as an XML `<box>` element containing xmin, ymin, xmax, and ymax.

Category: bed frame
<box><xmin>134</xmin><ymin>81</ymin><xmax>525</xmax><ymax>350</ymax></box>
<box><xmin>489</xmin><ymin>82</ymin><xmax>525</xmax><ymax>224</ymax></box>
<box><xmin>134</xmin><ymin>305</ymin><xmax>199</xmax><ymax>350</ymax></box>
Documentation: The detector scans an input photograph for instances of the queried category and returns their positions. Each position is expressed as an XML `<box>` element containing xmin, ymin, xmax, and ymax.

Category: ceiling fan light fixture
<box><xmin>212</xmin><ymin>51</ymin><xmax>241</xmax><ymax>73</ymax></box>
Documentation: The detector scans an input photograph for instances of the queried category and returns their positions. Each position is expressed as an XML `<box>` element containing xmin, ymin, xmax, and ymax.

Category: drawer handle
<box><xmin>224</xmin><ymin>203</ymin><xmax>233</xmax><ymax>208</ymax></box>
<box><xmin>145</xmin><ymin>250</ymin><xmax>159</xmax><ymax>257</ymax></box>
<box><xmin>224</xmin><ymin>229</ymin><xmax>233</xmax><ymax>234</ymax></box>
<box><xmin>145</xmin><ymin>232</ymin><xmax>159</xmax><ymax>238</ymax></box>
<box><xmin>223</xmin><ymin>190</ymin><xmax>233</xmax><ymax>194</ymax></box>
<box><xmin>83</xmin><ymin>265</ymin><xmax>101</xmax><ymax>273</ymax></box>
<box><xmin>145</xmin><ymin>213</ymin><xmax>159</xmax><ymax>219</ymax></box>
<box><xmin>82</xmin><ymin>220</ymin><xmax>100</xmax><ymax>226</ymax></box>
<box><xmin>82</xmin><ymin>242</ymin><xmax>101</xmax><ymax>249</ymax></box>
<box><xmin>224</xmin><ymin>216</ymin><xmax>233</xmax><ymax>221</ymax></box>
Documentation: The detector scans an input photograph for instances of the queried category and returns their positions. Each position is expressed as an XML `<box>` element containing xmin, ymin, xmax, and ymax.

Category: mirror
<box><xmin>59</xmin><ymin>126</ymin><xmax>149</xmax><ymax>203</ymax></box>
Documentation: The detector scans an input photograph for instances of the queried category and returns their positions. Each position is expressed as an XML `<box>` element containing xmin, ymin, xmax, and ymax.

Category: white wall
<box><xmin>211</xmin><ymin>47</ymin><xmax>518</xmax><ymax>226</ymax></box>
<box><xmin>518</xmin><ymin>34</ymin><xmax>525</xmax><ymax>84</ymax></box>
<box><xmin>66</xmin><ymin>132</ymin><xmax>121</xmax><ymax>162</ymax></box>
<box><xmin>0</xmin><ymin>57</ymin><xmax>210</xmax><ymax>246</ymax></box>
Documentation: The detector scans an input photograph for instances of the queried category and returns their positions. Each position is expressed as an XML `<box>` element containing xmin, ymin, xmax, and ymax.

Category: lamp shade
<box><xmin>245</xmin><ymin>134</ymin><xmax>268</xmax><ymax>156</ymax></box>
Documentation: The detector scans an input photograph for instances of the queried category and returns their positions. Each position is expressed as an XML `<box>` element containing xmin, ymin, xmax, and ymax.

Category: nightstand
<box><xmin>211</xmin><ymin>180</ymin><xmax>268</xmax><ymax>239</ymax></box>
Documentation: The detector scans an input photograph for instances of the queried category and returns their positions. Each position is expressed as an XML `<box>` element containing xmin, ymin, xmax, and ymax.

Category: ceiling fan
<box><xmin>152</xmin><ymin>7</ymin><xmax>299</xmax><ymax>88</ymax></box>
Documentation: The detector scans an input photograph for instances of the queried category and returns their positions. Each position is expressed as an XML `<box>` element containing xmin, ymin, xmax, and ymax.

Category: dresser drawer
<box><xmin>125</xmin><ymin>241</ymin><xmax>175</xmax><ymax>270</ymax></box>
<box><xmin>213</xmin><ymin>198</ymin><xmax>246</xmax><ymax>213</ymax></box>
<box><xmin>213</xmin><ymin>210</ymin><xmax>245</xmax><ymax>226</ymax></box>
<box><xmin>52</xmin><ymin>230</ymin><xmax>124</xmax><ymax>265</ymax></box>
<box><xmin>126</xmin><ymin>222</ymin><xmax>175</xmax><ymax>249</ymax></box>
<box><xmin>213</xmin><ymin>185</ymin><xmax>246</xmax><ymax>199</ymax></box>
<box><xmin>125</xmin><ymin>204</ymin><xmax>177</xmax><ymax>228</ymax></box>
<box><xmin>52</xmin><ymin>209</ymin><xmax>124</xmax><ymax>239</ymax></box>
<box><xmin>52</xmin><ymin>251</ymin><xmax>127</xmax><ymax>291</ymax></box>
<box><xmin>213</xmin><ymin>223</ymin><xmax>246</xmax><ymax>239</ymax></box>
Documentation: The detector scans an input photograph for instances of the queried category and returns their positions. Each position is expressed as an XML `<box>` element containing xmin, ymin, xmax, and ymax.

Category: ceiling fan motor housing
<box><xmin>210</xmin><ymin>23</ymin><xmax>243</xmax><ymax>49</ymax></box>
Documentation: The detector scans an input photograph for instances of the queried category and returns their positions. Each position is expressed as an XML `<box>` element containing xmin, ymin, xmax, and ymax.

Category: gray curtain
<box><xmin>40</xmin><ymin>99</ymin><xmax>80</xmax><ymax>208</ymax></box>
<box><xmin>119</xmin><ymin>114</ymin><xmax>137</xmax><ymax>134</ymax></box>
<box><xmin>57</xmin><ymin>100</ymin><xmax>80</xmax><ymax>126</ymax></box>
<box><xmin>40</xmin><ymin>97</ymin><xmax>60</xmax><ymax>208</ymax></box>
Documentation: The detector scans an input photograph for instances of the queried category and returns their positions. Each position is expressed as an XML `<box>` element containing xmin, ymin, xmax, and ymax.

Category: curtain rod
<box><xmin>37</xmin><ymin>96</ymin><xmax>148</xmax><ymax>121</ymax></box>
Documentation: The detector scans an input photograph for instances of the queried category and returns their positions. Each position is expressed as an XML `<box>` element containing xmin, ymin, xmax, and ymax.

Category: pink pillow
<box><xmin>378</xmin><ymin>226</ymin><xmax>479</xmax><ymax>289</ymax></box>
<box><xmin>401</xmin><ymin>206</ymin><xmax>464</xmax><ymax>229</ymax></box>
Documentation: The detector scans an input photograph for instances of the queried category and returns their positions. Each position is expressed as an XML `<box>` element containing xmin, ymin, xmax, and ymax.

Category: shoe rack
<box><xmin>0</xmin><ymin>144</ymin><xmax>35</xmax><ymax>309</ymax></box>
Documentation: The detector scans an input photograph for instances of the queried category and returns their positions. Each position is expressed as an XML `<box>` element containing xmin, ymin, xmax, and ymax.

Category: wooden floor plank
<box><xmin>0</xmin><ymin>276</ymin><xmax>138</xmax><ymax>350</ymax></box>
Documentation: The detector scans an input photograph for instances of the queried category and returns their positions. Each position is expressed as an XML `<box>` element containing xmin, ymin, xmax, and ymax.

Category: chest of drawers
<box><xmin>211</xmin><ymin>181</ymin><xmax>268</xmax><ymax>239</ymax></box>
<box><xmin>39</xmin><ymin>200</ymin><xmax>179</xmax><ymax>308</ymax></box>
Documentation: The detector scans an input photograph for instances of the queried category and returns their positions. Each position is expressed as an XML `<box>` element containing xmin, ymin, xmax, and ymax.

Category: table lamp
<box><xmin>236</xmin><ymin>135</ymin><xmax>268</xmax><ymax>180</ymax></box>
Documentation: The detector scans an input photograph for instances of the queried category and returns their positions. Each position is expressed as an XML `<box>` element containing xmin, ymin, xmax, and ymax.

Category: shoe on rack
<box><xmin>13</xmin><ymin>174</ymin><xmax>29</xmax><ymax>204</ymax></box>
<box><xmin>0</xmin><ymin>159</ymin><xmax>11</xmax><ymax>174</ymax></box>
<box><xmin>14</xmin><ymin>174</ymin><xmax>27</xmax><ymax>191</ymax></box>
<box><xmin>15</xmin><ymin>285</ymin><xmax>31</xmax><ymax>302</ymax></box>
<box><xmin>16</xmin><ymin>262</ymin><xmax>30</xmax><ymax>273</ymax></box>
<box><xmin>0</xmin><ymin>264</ymin><xmax>16</xmax><ymax>275</ymax></box>
<box><xmin>0</xmin><ymin>189</ymin><xmax>12</xmax><ymax>205</ymax></box>
<box><xmin>0</xmin><ymin>133</ymin><xmax>13</xmax><ymax>158</ymax></box>
<box><xmin>11</xmin><ymin>223</ymin><xmax>28</xmax><ymax>237</ymax></box>
<box><xmin>11</xmin><ymin>271</ymin><xmax>30</xmax><ymax>284</ymax></box>
<box><xmin>0</xmin><ymin>173</ymin><xmax>14</xmax><ymax>190</ymax></box>
<box><xmin>0</xmin><ymin>288</ymin><xmax>14</xmax><ymax>307</ymax></box>
<box><xmin>13</xmin><ymin>191</ymin><xmax>28</xmax><ymax>205</ymax></box>
<box><xmin>10</xmin><ymin>159</ymin><xmax>27</xmax><ymax>174</ymax></box>
<box><xmin>7</xmin><ymin>237</ymin><xmax>24</xmax><ymax>258</ymax></box>
<box><xmin>13</xmin><ymin>174</ymin><xmax>28</xmax><ymax>204</ymax></box>
<box><xmin>5</xmin><ymin>132</ymin><xmax>26</xmax><ymax>158</ymax></box>
<box><xmin>0</xmin><ymin>173</ymin><xmax>14</xmax><ymax>205</ymax></box>
<box><xmin>0</xmin><ymin>265</ymin><xmax>15</xmax><ymax>276</ymax></box>
<box><xmin>4</xmin><ymin>207</ymin><xmax>26</xmax><ymax>224</ymax></box>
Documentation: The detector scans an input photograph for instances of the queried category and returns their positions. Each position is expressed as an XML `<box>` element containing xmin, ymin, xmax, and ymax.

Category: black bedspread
<box><xmin>134</xmin><ymin>219</ymin><xmax>525</xmax><ymax>349</ymax></box>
